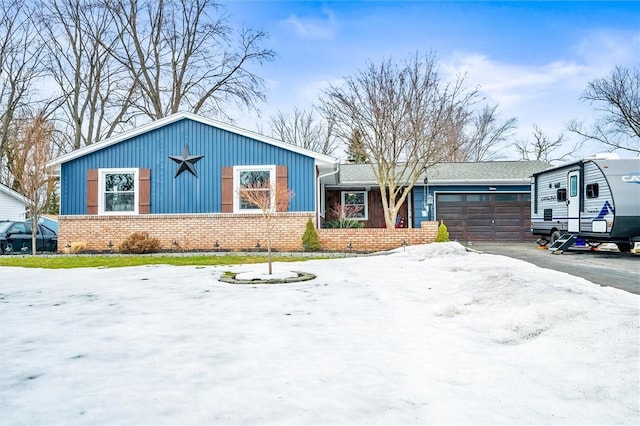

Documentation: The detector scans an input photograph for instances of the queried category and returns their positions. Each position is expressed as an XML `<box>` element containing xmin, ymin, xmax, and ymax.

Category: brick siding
<box><xmin>57</xmin><ymin>214</ymin><xmax>439</xmax><ymax>253</ymax></box>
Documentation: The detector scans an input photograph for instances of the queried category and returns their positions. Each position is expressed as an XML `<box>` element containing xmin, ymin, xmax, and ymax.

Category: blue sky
<box><xmin>224</xmin><ymin>1</ymin><xmax>639</xmax><ymax>159</ymax></box>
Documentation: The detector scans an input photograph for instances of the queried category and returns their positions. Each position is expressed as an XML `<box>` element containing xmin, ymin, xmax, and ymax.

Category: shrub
<box><xmin>63</xmin><ymin>242</ymin><xmax>86</xmax><ymax>254</ymax></box>
<box><xmin>325</xmin><ymin>219</ymin><xmax>364</xmax><ymax>229</ymax></box>
<box><xmin>301</xmin><ymin>218</ymin><xmax>321</xmax><ymax>252</ymax></box>
<box><xmin>119</xmin><ymin>231</ymin><xmax>162</xmax><ymax>254</ymax></box>
<box><xmin>435</xmin><ymin>221</ymin><xmax>450</xmax><ymax>242</ymax></box>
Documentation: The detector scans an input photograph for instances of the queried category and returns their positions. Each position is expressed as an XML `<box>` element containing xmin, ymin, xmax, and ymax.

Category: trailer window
<box><xmin>557</xmin><ymin>188</ymin><xmax>567</xmax><ymax>202</ymax></box>
<box><xmin>586</xmin><ymin>183</ymin><xmax>599</xmax><ymax>199</ymax></box>
<box><xmin>570</xmin><ymin>175</ymin><xmax>578</xmax><ymax>197</ymax></box>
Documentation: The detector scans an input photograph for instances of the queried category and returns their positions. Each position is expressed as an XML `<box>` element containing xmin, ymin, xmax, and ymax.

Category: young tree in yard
<box><xmin>568</xmin><ymin>65</ymin><xmax>640</xmax><ymax>154</ymax></box>
<box><xmin>238</xmin><ymin>180</ymin><xmax>294</xmax><ymax>275</ymax></box>
<box><xmin>269</xmin><ymin>107</ymin><xmax>341</xmax><ymax>156</ymax></box>
<box><xmin>320</xmin><ymin>52</ymin><xmax>477</xmax><ymax>228</ymax></box>
<box><xmin>14</xmin><ymin>113</ymin><xmax>56</xmax><ymax>255</ymax></box>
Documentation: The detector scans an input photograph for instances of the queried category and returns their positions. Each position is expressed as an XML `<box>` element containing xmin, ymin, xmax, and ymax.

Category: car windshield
<box><xmin>0</xmin><ymin>222</ymin><xmax>12</xmax><ymax>233</ymax></box>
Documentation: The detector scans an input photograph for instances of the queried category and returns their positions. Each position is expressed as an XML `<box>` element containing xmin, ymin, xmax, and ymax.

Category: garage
<box><xmin>435</xmin><ymin>192</ymin><xmax>533</xmax><ymax>242</ymax></box>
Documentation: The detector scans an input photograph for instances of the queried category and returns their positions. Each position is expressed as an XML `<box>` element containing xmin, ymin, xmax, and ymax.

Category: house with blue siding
<box><xmin>47</xmin><ymin>112</ymin><xmax>339</xmax><ymax>252</ymax></box>
<box><xmin>47</xmin><ymin>112</ymin><xmax>548</xmax><ymax>252</ymax></box>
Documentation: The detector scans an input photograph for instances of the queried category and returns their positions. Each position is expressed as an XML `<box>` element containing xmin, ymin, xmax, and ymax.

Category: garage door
<box><xmin>435</xmin><ymin>193</ymin><xmax>532</xmax><ymax>242</ymax></box>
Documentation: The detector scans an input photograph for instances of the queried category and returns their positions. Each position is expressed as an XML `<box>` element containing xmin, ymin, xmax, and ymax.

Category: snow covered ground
<box><xmin>1</xmin><ymin>242</ymin><xmax>638</xmax><ymax>425</ymax></box>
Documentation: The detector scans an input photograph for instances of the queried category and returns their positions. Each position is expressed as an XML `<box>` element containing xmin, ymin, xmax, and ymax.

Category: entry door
<box><xmin>567</xmin><ymin>170</ymin><xmax>580</xmax><ymax>233</ymax></box>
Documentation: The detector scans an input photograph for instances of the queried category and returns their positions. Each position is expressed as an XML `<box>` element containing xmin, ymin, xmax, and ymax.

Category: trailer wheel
<box><xmin>616</xmin><ymin>243</ymin><xmax>632</xmax><ymax>253</ymax></box>
<box><xmin>550</xmin><ymin>231</ymin><xmax>561</xmax><ymax>243</ymax></box>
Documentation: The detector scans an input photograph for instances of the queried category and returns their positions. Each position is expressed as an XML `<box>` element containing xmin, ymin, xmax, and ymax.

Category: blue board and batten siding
<box><xmin>60</xmin><ymin>118</ymin><xmax>316</xmax><ymax>215</ymax></box>
<box><xmin>412</xmin><ymin>184</ymin><xmax>531</xmax><ymax>228</ymax></box>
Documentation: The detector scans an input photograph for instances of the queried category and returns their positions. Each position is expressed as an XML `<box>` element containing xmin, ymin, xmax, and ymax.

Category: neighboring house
<box><xmin>325</xmin><ymin>161</ymin><xmax>550</xmax><ymax>242</ymax></box>
<box><xmin>0</xmin><ymin>183</ymin><xmax>29</xmax><ymax>221</ymax></box>
<box><xmin>47</xmin><ymin>112</ymin><xmax>338</xmax><ymax>252</ymax></box>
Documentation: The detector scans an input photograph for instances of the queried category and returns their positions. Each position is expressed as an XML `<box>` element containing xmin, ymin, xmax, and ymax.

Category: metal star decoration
<box><xmin>169</xmin><ymin>144</ymin><xmax>204</xmax><ymax>178</ymax></box>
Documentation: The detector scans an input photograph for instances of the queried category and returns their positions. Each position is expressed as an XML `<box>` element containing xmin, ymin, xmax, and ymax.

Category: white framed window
<box><xmin>341</xmin><ymin>190</ymin><xmax>367</xmax><ymax>220</ymax></box>
<box><xmin>233</xmin><ymin>165</ymin><xmax>276</xmax><ymax>213</ymax></box>
<box><xmin>98</xmin><ymin>168</ymin><xmax>139</xmax><ymax>215</ymax></box>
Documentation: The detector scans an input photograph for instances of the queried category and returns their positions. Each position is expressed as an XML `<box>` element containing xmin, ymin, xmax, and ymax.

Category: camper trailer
<box><xmin>531</xmin><ymin>156</ymin><xmax>640</xmax><ymax>253</ymax></box>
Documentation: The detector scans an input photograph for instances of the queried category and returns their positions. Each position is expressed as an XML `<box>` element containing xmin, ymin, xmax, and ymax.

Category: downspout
<box><xmin>316</xmin><ymin>163</ymin><xmax>340</xmax><ymax>228</ymax></box>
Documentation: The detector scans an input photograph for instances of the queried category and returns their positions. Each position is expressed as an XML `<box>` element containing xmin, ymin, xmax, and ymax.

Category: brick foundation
<box><xmin>57</xmin><ymin>214</ymin><xmax>439</xmax><ymax>253</ymax></box>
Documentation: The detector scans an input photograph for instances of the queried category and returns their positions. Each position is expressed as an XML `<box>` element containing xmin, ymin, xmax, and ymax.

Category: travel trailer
<box><xmin>530</xmin><ymin>156</ymin><xmax>640</xmax><ymax>253</ymax></box>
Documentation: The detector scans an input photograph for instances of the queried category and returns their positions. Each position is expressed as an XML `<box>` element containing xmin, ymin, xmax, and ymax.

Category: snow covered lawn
<box><xmin>1</xmin><ymin>243</ymin><xmax>638</xmax><ymax>424</ymax></box>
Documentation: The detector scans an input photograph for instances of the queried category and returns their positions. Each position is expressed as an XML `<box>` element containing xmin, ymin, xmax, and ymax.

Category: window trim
<box><xmin>233</xmin><ymin>165</ymin><xmax>276</xmax><ymax>214</ymax></box>
<box><xmin>98</xmin><ymin>168</ymin><xmax>139</xmax><ymax>215</ymax></box>
<box><xmin>340</xmin><ymin>190</ymin><xmax>368</xmax><ymax>221</ymax></box>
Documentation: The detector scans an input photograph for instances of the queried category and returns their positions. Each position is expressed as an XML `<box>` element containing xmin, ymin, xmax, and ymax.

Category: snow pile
<box><xmin>1</xmin><ymin>244</ymin><xmax>638</xmax><ymax>425</ymax></box>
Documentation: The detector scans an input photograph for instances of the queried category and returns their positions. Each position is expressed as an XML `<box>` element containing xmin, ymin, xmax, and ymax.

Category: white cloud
<box><xmin>441</xmin><ymin>53</ymin><xmax>593</xmax><ymax>108</ymax></box>
<box><xmin>574</xmin><ymin>29</ymin><xmax>640</xmax><ymax>72</ymax></box>
<box><xmin>284</xmin><ymin>7</ymin><xmax>337</xmax><ymax>41</ymax></box>
<box><xmin>438</xmin><ymin>30</ymin><xmax>639</xmax><ymax>158</ymax></box>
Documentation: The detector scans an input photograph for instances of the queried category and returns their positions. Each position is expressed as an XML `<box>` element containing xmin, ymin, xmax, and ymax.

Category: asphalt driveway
<box><xmin>469</xmin><ymin>242</ymin><xmax>640</xmax><ymax>295</ymax></box>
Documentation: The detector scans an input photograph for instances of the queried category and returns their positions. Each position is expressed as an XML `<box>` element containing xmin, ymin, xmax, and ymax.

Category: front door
<box><xmin>567</xmin><ymin>170</ymin><xmax>580</xmax><ymax>233</ymax></box>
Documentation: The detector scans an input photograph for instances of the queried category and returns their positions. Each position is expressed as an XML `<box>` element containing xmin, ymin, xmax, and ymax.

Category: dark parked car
<box><xmin>0</xmin><ymin>220</ymin><xmax>58</xmax><ymax>254</ymax></box>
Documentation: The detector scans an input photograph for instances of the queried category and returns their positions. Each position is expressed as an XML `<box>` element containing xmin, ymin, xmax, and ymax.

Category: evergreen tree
<box><xmin>346</xmin><ymin>129</ymin><xmax>368</xmax><ymax>163</ymax></box>
<box><xmin>302</xmin><ymin>218</ymin><xmax>321</xmax><ymax>251</ymax></box>
<box><xmin>435</xmin><ymin>221</ymin><xmax>450</xmax><ymax>242</ymax></box>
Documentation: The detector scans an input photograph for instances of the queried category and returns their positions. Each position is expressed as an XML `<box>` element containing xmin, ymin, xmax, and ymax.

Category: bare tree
<box><xmin>107</xmin><ymin>0</ymin><xmax>275</xmax><ymax>120</ymax></box>
<box><xmin>269</xmin><ymin>107</ymin><xmax>340</xmax><ymax>156</ymax></box>
<box><xmin>320</xmin><ymin>52</ymin><xmax>477</xmax><ymax>228</ymax></box>
<box><xmin>514</xmin><ymin>125</ymin><xmax>572</xmax><ymax>163</ymax></box>
<box><xmin>37</xmin><ymin>0</ymin><xmax>138</xmax><ymax>151</ymax></box>
<box><xmin>457</xmin><ymin>104</ymin><xmax>518</xmax><ymax>161</ymax></box>
<box><xmin>0</xmin><ymin>1</ymin><xmax>48</xmax><ymax>161</ymax></box>
<box><xmin>237</xmin><ymin>181</ymin><xmax>294</xmax><ymax>275</ymax></box>
<box><xmin>568</xmin><ymin>65</ymin><xmax>640</xmax><ymax>154</ymax></box>
<box><xmin>8</xmin><ymin>113</ymin><xmax>56</xmax><ymax>254</ymax></box>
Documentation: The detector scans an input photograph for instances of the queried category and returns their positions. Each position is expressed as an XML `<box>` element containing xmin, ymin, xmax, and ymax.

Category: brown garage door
<box><xmin>435</xmin><ymin>193</ymin><xmax>532</xmax><ymax>242</ymax></box>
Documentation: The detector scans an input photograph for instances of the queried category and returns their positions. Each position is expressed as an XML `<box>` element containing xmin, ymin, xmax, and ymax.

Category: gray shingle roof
<box><xmin>334</xmin><ymin>161</ymin><xmax>551</xmax><ymax>185</ymax></box>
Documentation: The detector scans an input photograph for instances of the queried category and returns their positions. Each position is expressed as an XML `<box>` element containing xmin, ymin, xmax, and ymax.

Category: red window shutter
<box><xmin>276</xmin><ymin>165</ymin><xmax>289</xmax><ymax>212</ymax></box>
<box><xmin>87</xmin><ymin>169</ymin><xmax>98</xmax><ymax>214</ymax></box>
<box><xmin>139</xmin><ymin>168</ymin><xmax>151</xmax><ymax>214</ymax></box>
<box><xmin>221</xmin><ymin>167</ymin><xmax>233</xmax><ymax>213</ymax></box>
